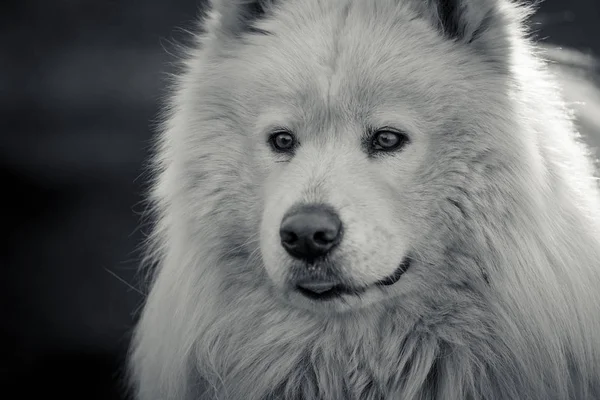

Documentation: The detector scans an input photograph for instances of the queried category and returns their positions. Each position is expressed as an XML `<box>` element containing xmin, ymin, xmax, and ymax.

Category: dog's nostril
<box><xmin>313</xmin><ymin>229</ymin><xmax>337</xmax><ymax>245</ymax></box>
<box><xmin>280</xmin><ymin>230</ymin><xmax>298</xmax><ymax>245</ymax></box>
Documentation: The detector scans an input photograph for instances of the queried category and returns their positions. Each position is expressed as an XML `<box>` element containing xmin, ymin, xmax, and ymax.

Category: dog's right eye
<box><xmin>370</xmin><ymin>129</ymin><xmax>409</xmax><ymax>152</ymax></box>
<box><xmin>268</xmin><ymin>131</ymin><xmax>297</xmax><ymax>153</ymax></box>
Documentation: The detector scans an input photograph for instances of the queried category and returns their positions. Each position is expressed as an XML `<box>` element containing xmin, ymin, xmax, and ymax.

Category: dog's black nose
<box><xmin>279</xmin><ymin>204</ymin><xmax>342</xmax><ymax>262</ymax></box>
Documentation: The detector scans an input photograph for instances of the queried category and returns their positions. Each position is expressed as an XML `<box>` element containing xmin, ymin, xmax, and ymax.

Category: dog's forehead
<box><xmin>231</xmin><ymin>0</ymin><xmax>499</xmax><ymax>135</ymax></box>
<box><xmin>243</xmin><ymin>43</ymin><xmax>465</xmax><ymax>132</ymax></box>
<box><xmin>248</xmin><ymin>5</ymin><xmax>470</xmax><ymax>94</ymax></box>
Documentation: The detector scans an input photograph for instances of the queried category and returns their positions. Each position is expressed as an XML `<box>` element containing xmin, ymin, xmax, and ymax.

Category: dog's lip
<box><xmin>374</xmin><ymin>257</ymin><xmax>411</xmax><ymax>287</ymax></box>
<box><xmin>296</xmin><ymin>283</ymin><xmax>359</xmax><ymax>300</ymax></box>
<box><xmin>294</xmin><ymin>257</ymin><xmax>412</xmax><ymax>300</ymax></box>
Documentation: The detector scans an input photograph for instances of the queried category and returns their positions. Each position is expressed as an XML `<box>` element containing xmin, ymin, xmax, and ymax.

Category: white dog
<box><xmin>130</xmin><ymin>1</ymin><xmax>600</xmax><ymax>399</ymax></box>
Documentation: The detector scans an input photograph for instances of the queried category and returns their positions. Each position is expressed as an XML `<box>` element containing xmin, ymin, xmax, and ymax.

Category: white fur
<box><xmin>129</xmin><ymin>0</ymin><xmax>600</xmax><ymax>399</ymax></box>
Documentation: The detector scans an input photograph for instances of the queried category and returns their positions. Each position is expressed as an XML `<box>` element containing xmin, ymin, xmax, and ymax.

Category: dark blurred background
<box><xmin>1</xmin><ymin>1</ymin><xmax>598</xmax><ymax>399</ymax></box>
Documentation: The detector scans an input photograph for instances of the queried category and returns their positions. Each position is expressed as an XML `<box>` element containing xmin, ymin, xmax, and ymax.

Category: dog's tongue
<box><xmin>296</xmin><ymin>279</ymin><xmax>336</xmax><ymax>294</ymax></box>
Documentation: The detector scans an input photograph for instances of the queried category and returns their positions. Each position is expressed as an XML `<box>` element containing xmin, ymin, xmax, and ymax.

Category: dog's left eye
<box><xmin>268</xmin><ymin>131</ymin><xmax>297</xmax><ymax>153</ymax></box>
<box><xmin>371</xmin><ymin>129</ymin><xmax>409</xmax><ymax>152</ymax></box>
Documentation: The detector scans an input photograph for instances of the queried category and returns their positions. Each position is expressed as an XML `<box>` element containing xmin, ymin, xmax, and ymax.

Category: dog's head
<box><xmin>185</xmin><ymin>0</ymin><xmax>535</xmax><ymax>313</ymax></box>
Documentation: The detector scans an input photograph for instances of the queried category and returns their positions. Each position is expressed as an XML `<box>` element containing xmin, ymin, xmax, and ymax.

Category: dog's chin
<box><xmin>281</xmin><ymin>257</ymin><xmax>412</xmax><ymax>313</ymax></box>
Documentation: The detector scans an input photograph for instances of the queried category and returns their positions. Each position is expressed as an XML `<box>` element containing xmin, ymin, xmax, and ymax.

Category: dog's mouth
<box><xmin>374</xmin><ymin>257</ymin><xmax>412</xmax><ymax>287</ymax></box>
<box><xmin>295</xmin><ymin>257</ymin><xmax>412</xmax><ymax>301</ymax></box>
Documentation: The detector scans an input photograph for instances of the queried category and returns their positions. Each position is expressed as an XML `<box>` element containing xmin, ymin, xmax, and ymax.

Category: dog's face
<box><xmin>195</xmin><ymin>0</ymin><xmax>517</xmax><ymax>313</ymax></box>
<box><xmin>256</xmin><ymin>111</ymin><xmax>427</xmax><ymax>312</ymax></box>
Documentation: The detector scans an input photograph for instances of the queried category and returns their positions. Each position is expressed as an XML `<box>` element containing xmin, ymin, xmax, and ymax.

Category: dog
<box><xmin>129</xmin><ymin>1</ymin><xmax>600</xmax><ymax>398</ymax></box>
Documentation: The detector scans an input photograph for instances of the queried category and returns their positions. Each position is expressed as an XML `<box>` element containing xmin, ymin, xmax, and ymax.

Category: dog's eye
<box><xmin>269</xmin><ymin>131</ymin><xmax>296</xmax><ymax>153</ymax></box>
<box><xmin>371</xmin><ymin>129</ymin><xmax>408</xmax><ymax>152</ymax></box>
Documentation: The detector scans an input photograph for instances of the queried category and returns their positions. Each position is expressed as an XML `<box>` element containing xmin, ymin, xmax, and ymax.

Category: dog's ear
<box><xmin>427</xmin><ymin>0</ymin><xmax>501</xmax><ymax>43</ymax></box>
<box><xmin>422</xmin><ymin>0</ymin><xmax>531</xmax><ymax>43</ymax></box>
<box><xmin>419</xmin><ymin>0</ymin><xmax>531</xmax><ymax>62</ymax></box>
<box><xmin>208</xmin><ymin>0</ymin><xmax>278</xmax><ymax>38</ymax></box>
